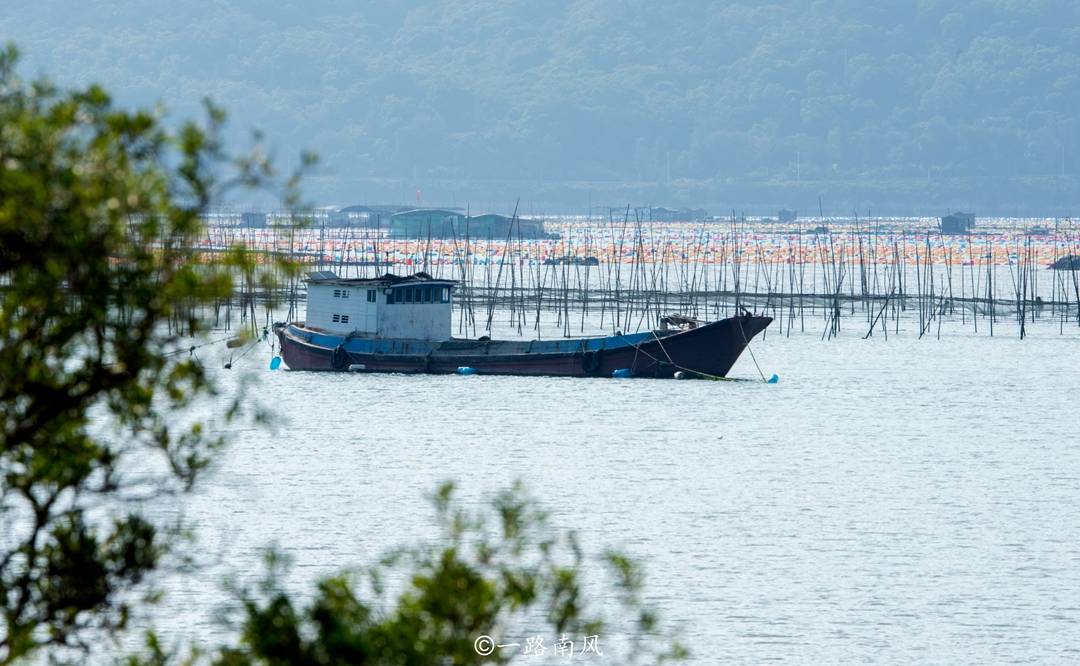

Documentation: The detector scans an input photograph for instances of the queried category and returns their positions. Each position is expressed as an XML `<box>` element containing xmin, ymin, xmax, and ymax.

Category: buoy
<box><xmin>611</xmin><ymin>368</ymin><xmax>633</xmax><ymax>378</ymax></box>
<box><xmin>767</xmin><ymin>373</ymin><xmax>779</xmax><ymax>384</ymax></box>
<box><xmin>269</xmin><ymin>356</ymin><xmax>282</xmax><ymax>370</ymax></box>
<box><xmin>347</xmin><ymin>364</ymin><xmax>367</xmax><ymax>372</ymax></box>
<box><xmin>456</xmin><ymin>366</ymin><xmax>477</xmax><ymax>375</ymax></box>
<box><xmin>674</xmin><ymin>371</ymin><xmax>686</xmax><ymax>380</ymax></box>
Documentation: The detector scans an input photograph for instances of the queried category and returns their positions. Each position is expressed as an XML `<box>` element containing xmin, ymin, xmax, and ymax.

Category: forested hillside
<box><xmin>4</xmin><ymin>0</ymin><xmax>1079</xmax><ymax>212</ymax></box>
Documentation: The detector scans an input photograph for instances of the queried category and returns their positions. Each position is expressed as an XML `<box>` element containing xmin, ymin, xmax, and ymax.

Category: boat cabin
<box><xmin>305</xmin><ymin>271</ymin><xmax>457</xmax><ymax>340</ymax></box>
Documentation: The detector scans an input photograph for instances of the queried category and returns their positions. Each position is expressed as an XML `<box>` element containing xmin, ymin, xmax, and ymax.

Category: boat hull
<box><xmin>275</xmin><ymin>314</ymin><xmax>772</xmax><ymax>378</ymax></box>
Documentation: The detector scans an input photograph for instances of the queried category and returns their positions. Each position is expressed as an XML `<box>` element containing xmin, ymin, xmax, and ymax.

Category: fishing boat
<box><xmin>273</xmin><ymin>271</ymin><xmax>772</xmax><ymax>378</ymax></box>
<box><xmin>1049</xmin><ymin>254</ymin><xmax>1080</xmax><ymax>271</ymax></box>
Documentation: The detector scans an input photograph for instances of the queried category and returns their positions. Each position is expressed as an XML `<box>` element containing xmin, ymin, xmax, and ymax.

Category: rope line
<box><xmin>607</xmin><ymin>317</ymin><xmax>769</xmax><ymax>382</ymax></box>
<box><xmin>735</xmin><ymin>317</ymin><xmax>769</xmax><ymax>383</ymax></box>
<box><xmin>611</xmin><ymin>332</ymin><xmax>734</xmax><ymax>381</ymax></box>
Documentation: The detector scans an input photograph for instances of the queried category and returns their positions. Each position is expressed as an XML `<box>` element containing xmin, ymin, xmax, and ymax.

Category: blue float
<box><xmin>611</xmin><ymin>368</ymin><xmax>633</xmax><ymax>378</ymax></box>
<box><xmin>767</xmin><ymin>373</ymin><xmax>779</xmax><ymax>384</ymax></box>
<box><xmin>456</xmin><ymin>366</ymin><xmax>477</xmax><ymax>375</ymax></box>
<box><xmin>269</xmin><ymin>356</ymin><xmax>282</xmax><ymax>370</ymax></box>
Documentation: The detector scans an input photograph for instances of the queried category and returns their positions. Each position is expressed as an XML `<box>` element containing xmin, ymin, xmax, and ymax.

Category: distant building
<box><xmin>465</xmin><ymin>213</ymin><xmax>550</xmax><ymax>239</ymax></box>
<box><xmin>389</xmin><ymin>209</ymin><xmax>550</xmax><ymax>239</ymax></box>
<box><xmin>327</xmin><ymin>205</ymin><xmax>413</xmax><ymax>228</ymax></box>
<box><xmin>940</xmin><ymin>212</ymin><xmax>975</xmax><ymax>234</ymax></box>
<box><xmin>339</xmin><ymin>204</ymin><xmax>413</xmax><ymax>216</ymax></box>
<box><xmin>240</xmin><ymin>211</ymin><xmax>267</xmax><ymax>228</ymax></box>
<box><xmin>388</xmin><ymin>209</ymin><xmax>466</xmax><ymax>238</ymax></box>
<box><xmin>648</xmin><ymin>207</ymin><xmax>707</xmax><ymax>222</ymax></box>
<box><xmin>778</xmin><ymin>208</ymin><xmax>798</xmax><ymax>223</ymax></box>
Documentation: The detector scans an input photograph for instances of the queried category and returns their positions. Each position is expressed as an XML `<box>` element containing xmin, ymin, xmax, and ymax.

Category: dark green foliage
<box><xmin>0</xmin><ymin>44</ymin><xmax>301</xmax><ymax>663</ymax></box>
<box><xmin>206</xmin><ymin>482</ymin><xmax>683</xmax><ymax>665</ymax></box>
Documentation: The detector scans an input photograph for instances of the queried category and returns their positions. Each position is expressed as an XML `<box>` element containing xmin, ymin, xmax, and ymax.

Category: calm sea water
<box><xmin>144</xmin><ymin>319</ymin><xmax>1078</xmax><ymax>664</ymax></box>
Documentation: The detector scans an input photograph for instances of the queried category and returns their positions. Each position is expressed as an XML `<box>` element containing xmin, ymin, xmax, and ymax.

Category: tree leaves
<box><xmin>209</xmin><ymin>484</ymin><xmax>682</xmax><ymax>666</ymax></box>
<box><xmin>0</xmin><ymin>44</ymin><xmax>309</xmax><ymax>663</ymax></box>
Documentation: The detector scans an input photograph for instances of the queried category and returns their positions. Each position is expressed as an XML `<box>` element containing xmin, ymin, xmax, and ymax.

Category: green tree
<box><xmin>200</xmin><ymin>482</ymin><xmax>684</xmax><ymax>666</ymax></box>
<box><xmin>0</xmin><ymin>43</ymin><xmax>300</xmax><ymax>662</ymax></box>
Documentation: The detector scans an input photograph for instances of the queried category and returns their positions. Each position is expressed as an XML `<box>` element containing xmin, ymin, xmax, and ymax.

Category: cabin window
<box><xmin>423</xmin><ymin>286</ymin><xmax>432</xmax><ymax>303</ymax></box>
<box><xmin>341</xmin><ymin>315</ymin><xmax>349</xmax><ymax>323</ymax></box>
<box><xmin>403</xmin><ymin>288</ymin><xmax>412</xmax><ymax>303</ymax></box>
<box><xmin>386</xmin><ymin>290</ymin><xmax>395</xmax><ymax>304</ymax></box>
<box><xmin>332</xmin><ymin>314</ymin><xmax>340</xmax><ymax>322</ymax></box>
<box><xmin>367</xmin><ymin>289</ymin><xmax>375</xmax><ymax>302</ymax></box>
<box><xmin>440</xmin><ymin>287</ymin><xmax>450</xmax><ymax>303</ymax></box>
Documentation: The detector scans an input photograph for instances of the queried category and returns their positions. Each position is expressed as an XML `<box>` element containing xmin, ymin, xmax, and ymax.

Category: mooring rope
<box><xmin>735</xmin><ymin>317</ymin><xmax>769</xmax><ymax>383</ymax></box>
<box><xmin>608</xmin><ymin>318</ymin><xmax>770</xmax><ymax>383</ymax></box>
<box><xmin>613</xmin><ymin>332</ymin><xmax>734</xmax><ymax>381</ymax></box>
<box><xmin>158</xmin><ymin>334</ymin><xmax>235</xmax><ymax>359</ymax></box>
<box><xmin>225</xmin><ymin>331</ymin><xmax>266</xmax><ymax>368</ymax></box>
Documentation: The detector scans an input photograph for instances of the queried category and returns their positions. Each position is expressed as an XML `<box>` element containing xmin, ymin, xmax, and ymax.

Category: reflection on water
<box><xmin>147</xmin><ymin>321</ymin><xmax>1078</xmax><ymax>663</ymax></box>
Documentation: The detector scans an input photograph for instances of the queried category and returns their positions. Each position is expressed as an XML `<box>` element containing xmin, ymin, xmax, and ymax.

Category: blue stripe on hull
<box><xmin>286</xmin><ymin>325</ymin><xmax>656</xmax><ymax>355</ymax></box>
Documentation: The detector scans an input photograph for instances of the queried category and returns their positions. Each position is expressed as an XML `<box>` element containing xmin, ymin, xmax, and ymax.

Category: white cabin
<box><xmin>304</xmin><ymin>271</ymin><xmax>456</xmax><ymax>340</ymax></box>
